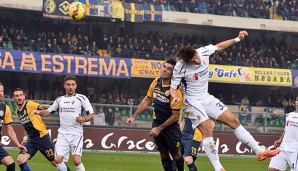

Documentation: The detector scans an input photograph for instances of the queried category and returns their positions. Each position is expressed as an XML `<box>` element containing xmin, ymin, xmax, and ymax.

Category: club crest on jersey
<box><xmin>0</xmin><ymin>110</ymin><xmax>3</xmax><ymax>116</ymax></box>
<box><xmin>193</xmin><ymin>73</ymin><xmax>199</xmax><ymax>81</ymax></box>
<box><xmin>71</xmin><ymin>100</ymin><xmax>75</xmax><ymax>104</ymax></box>
<box><xmin>165</xmin><ymin>90</ymin><xmax>170</xmax><ymax>96</ymax></box>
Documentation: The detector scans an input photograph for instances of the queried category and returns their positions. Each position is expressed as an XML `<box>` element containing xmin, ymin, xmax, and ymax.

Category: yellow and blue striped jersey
<box><xmin>16</xmin><ymin>101</ymin><xmax>48</xmax><ymax>139</ymax></box>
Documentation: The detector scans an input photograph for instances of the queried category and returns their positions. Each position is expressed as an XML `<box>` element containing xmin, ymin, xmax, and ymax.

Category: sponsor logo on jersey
<box><xmin>193</xmin><ymin>73</ymin><xmax>199</xmax><ymax>80</ymax></box>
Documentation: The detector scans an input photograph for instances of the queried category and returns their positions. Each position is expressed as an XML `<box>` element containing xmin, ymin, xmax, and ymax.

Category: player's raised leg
<box><xmin>217</xmin><ymin>108</ymin><xmax>280</xmax><ymax>160</ymax></box>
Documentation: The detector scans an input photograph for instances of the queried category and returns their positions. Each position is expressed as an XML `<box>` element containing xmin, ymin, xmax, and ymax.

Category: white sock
<box><xmin>57</xmin><ymin>162</ymin><xmax>68</xmax><ymax>171</ymax></box>
<box><xmin>203</xmin><ymin>137</ymin><xmax>223</xmax><ymax>171</ymax></box>
<box><xmin>75</xmin><ymin>163</ymin><xmax>85</xmax><ymax>171</ymax></box>
<box><xmin>234</xmin><ymin>125</ymin><xmax>265</xmax><ymax>155</ymax></box>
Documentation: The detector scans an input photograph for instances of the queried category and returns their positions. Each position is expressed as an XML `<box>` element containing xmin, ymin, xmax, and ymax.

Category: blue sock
<box><xmin>19</xmin><ymin>162</ymin><xmax>31</xmax><ymax>171</ymax></box>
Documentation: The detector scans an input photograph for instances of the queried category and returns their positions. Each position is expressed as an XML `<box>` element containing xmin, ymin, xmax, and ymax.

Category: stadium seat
<box><xmin>240</xmin><ymin>119</ymin><xmax>247</xmax><ymax>126</ymax></box>
<box><xmin>139</xmin><ymin>114</ymin><xmax>145</xmax><ymax>121</ymax></box>
<box><xmin>146</xmin><ymin>115</ymin><xmax>152</xmax><ymax>121</ymax></box>
<box><xmin>291</xmin><ymin>64</ymin><xmax>297</xmax><ymax>69</ymax></box>
<box><xmin>121</xmin><ymin>109</ymin><xmax>126</xmax><ymax>116</ymax></box>
<box><xmin>126</xmin><ymin>110</ymin><xmax>132</xmax><ymax>117</ymax></box>
<box><xmin>6</xmin><ymin>41</ymin><xmax>14</xmax><ymax>50</ymax></box>
<box><xmin>279</xmin><ymin>119</ymin><xmax>285</xmax><ymax>127</ymax></box>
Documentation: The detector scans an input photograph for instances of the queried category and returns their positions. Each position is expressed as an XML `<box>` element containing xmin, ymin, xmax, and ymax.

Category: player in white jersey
<box><xmin>268</xmin><ymin>96</ymin><xmax>298</xmax><ymax>171</ymax></box>
<box><xmin>32</xmin><ymin>76</ymin><xmax>94</xmax><ymax>171</ymax></box>
<box><xmin>170</xmin><ymin>30</ymin><xmax>280</xmax><ymax>171</ymax></box>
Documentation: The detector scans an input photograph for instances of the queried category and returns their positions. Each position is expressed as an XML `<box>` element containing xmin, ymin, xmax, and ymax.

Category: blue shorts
<box><xmin>153</xmin><ymin>121</ymin><xmax>181</xmax><ymax>154</ymax></box>
<box><xmin>20</xmin><ymin>134</ymin><xmax>55</xmax><ymax>161</ymax></box>
<box><xmin>0</xmin><ymin>145</ymin><xmax>10</xmax><ymax>160</ymax></box>
<box><xmin>180</xmin><ymin>138</ymin><xmax>201</xmax><ymax>160</ymax></box>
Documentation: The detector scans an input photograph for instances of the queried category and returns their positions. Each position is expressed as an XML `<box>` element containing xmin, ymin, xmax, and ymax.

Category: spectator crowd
<box><xmin>125</xmin><ymin>0</ymin><xmax>298</xmax><ymax>21</ymax></box>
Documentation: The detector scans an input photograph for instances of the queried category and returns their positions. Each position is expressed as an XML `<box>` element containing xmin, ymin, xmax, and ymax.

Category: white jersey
<box><xmin>48</xmin><ymin>93</ymin><xmax>94</xmax><ymax>135</ymax></box>
<box><xmin>171</xmin><ymin>44</ymin><xmax>218</xmax><ymax>102</ymax></box>
<box><xmin>280</xmin><ymin>112</ymin><xmax>298</xmax><ymax>152</ymax></box>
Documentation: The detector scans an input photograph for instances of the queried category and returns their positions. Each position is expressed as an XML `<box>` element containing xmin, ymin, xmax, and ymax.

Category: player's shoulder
<box><xmin>173</xmin><ymin>60</ymin><xmax>186</xmax><ymax>74</ymax></box>
<box><xmin>54</xmin><ymin>95</ymin><xmax>64</xmax><ymax>102</ymax></box>
<box><xmin>287</xmin><ymin>112</ymin><xmax>297</xmax><ymax>117</ymax></box>
<box><xmin>75</xmin><ymin>93</ymin><xmax>89</xmax><ymax>101</ymax></box>
<box><xmin>196</xmin><ymin>44</ymin><xmax>217</xmax><ymax>53</ymax></box>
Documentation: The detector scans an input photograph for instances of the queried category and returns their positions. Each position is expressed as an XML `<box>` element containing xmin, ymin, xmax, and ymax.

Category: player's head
<box><xmin>161</xmin><ymin>57</ymin><xmax>176</xmax><ymax>79</ymax></box>
<box><xmin>177</xmin><ymin>47</ymin><xmax>200</xmax><ymax>64</ymax></box>
<box><xmin>64</xmin><ymin>76</ymin><xmax>77</xmax><ymax>96</ymax></box>
<box><xmin>0</xmin><ymin>82</ymin><xmax>4</xmax><ymax>102</ymax></box>
<box><xmin>13</xmin><ymin>88</ymin><xmax>25</xmax><ymax>106</ymax></box>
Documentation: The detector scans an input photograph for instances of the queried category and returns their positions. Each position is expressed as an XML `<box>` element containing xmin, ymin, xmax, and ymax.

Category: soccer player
<box><xmin>0</xmin><ymin>83</ymin><xmax>27</xmax><ymax>171</ymax></box>
<box><xmin>170</xmin><ymin>30</ymin><xmax>280</xmax><ymax>171</ymax></box>
<box><xmin>126</xmin><ymin>58</ymin><xmax>185</xmax><ymax>171</ymax></box>
<box><xmin>268</xmin><ymin>96</ymin><xmax>298</xmax><ymax>171</ymax></box>
<box><xmin>180</xmin><ymin>116</ymin><xmax>203</xmax><ymax>171</ymax></box>
<box><xmin>32</xmin><ymin>76</ymin><xmax>94</xmax><ymax>171</ymax></box>
<box><xmin>12</xmin><ymin>88</ymin><xmax>57</xmax><ymax>171</ymax></box>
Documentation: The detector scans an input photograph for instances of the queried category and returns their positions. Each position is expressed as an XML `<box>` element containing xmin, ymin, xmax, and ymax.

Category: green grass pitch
<box><xmin>5</xmin><ymin>149</ymin><xmax>288</xmax><ymax>171</ymax></box>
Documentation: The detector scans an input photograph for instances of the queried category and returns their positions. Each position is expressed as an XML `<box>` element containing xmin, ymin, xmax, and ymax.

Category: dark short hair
<box><xmin>177</xmin><ymin>47</ymin><xmax>196</xmax><ymax>63</ymax></box>
<box><xmin>64</xmin><ymin>76</ymin><xmax>76</xmax><ymax>83</ymax></box>
<box><xmin>165</xmin><ymin>57</ymin><xmax>177</xmax><ymax>66</ymax></box>
<box><xmin>0</xmin><ymin>82</ymin><xmax>3</xmax><ymax>88</ymax></box>
<box><xmin>13</xmin><ymin>88</ymin><xmax>24</xmax><ymax>96</ymax></box>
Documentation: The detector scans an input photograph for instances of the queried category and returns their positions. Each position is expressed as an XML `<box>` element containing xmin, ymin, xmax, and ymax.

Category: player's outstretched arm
<box><xmin>126</xmin><ymin>96</ymin><xmax>152</xmax><ymax>125</ymax></box>
<box><xmin>215</xmin><ymin>30</ymin><xmax>248</xmax><ymax>51</ymax></box>
<box><xmin>38</xmin><ymin>104</ymin><xmax>51</xmax><ymax>110</ymax></box>
<box><xmin>6</xmin><ymin>124</ymin><xmax>27</xmax><ymax>152</ymax></box>
<box><xmin>31</xmin><ymin>109</ymin><xmax>51</xmax><ymax>116</ymax></box>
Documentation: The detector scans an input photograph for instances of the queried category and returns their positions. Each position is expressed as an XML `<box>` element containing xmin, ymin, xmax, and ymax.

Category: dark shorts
<box><xmin>180</xmin><ymin>138</ymin><xmax>201</xmax><ymax>160</ymax></box>
<box><xmin>20</xmin><ymin>134</ymin><xmax>55</xmax><ymax>161</ymax></box>
<box><xmin>153</xmin><ymin>121</ymin><xmax>181</xmax><ymax>154</ymax></box>
<box><xmin>0</xmin><ymin>146</ymin><xmax>10</xmax><ymax>161</ymax></box>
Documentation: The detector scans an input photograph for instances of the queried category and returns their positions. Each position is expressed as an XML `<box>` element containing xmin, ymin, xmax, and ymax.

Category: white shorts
<box><xmin>55</xmin><ymin>132</ymin><xmax>84</xmax><ymax>162</ymax></box>
<box><xmin>184</xmin><ymin>95</ymin><xmax>228</xmax><ymax>128</ymax></box>
<box><xmin>269</xmin><ymin>150</ymin><xmax>298</xmax><ymax>171</ymax></box>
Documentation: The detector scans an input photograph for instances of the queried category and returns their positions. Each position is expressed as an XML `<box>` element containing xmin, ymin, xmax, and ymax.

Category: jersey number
<box><xmin>46</xmin><ymin>149</ymin><xmax>54</xmax><ymax>158</ymax></box>
<box><xmin>216</xmin><ymin>101</ymin><xmax>225</xmax><ymax>110</ymax></box>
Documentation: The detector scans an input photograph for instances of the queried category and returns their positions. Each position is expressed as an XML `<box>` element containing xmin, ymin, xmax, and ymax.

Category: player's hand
<box><xmin>126</xmin><ymin>117</ymin><xmax>135</xmax><ymax>125</ymax></box>
<box><xmin>76</xmin><ymin>116</ymin><xmax>85</xmax><ymax>123</ymax></box>
<box><xmin>149</xmin><ymin>127</ymin><xmax>161</xmax><ymax>138</ymax></box>
<box><xmin>18</xmin><ymin>145</ymin><xmax>27</xmax><ymax>153</ymax></box>
<box><xmin>21</xmin><ymin>136</ymin><xmax>28</xmax><ymax>146</ymax></box>
<box><xmin>31</xmin><ymin>110</ymin><xmax>40</xmax><ymax>115</ymax></box>
<box><xmin>238</xmin><ymin>30</ymin><xmax>248</xmax><ymax>41</ymax></box>
<box><xmin>273</xmin><ymin>139</ymin><xmax>282</xmax><ymax>148</ymax></box>
<box><xmin>171</xmin><ymin>97</ymin><xmax>181</xmax><ymax>107</ymax></box>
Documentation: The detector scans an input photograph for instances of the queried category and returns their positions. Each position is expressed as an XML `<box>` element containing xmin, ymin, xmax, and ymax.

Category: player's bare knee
<box><xmin>184</xmin><ymin>156</ymin><xmax>193</xmax><ymax>165</ymax></box>
<box><xmin>2</xmin><ymin>156</ymin><xmax>14</xmax><ymax>166</ymax></box>
<box><xmin>17</xmin><ymin>155</ymin><xmax>27</xmax><ymax>164</ymax></box>
<box><xmin>73</xmin><ymin>155</ymin><xmax>82</xmax><ymax>166</ymax></box>
<box><xmin>54</xmin><ymin>156</ymin><xmax>64</xmax><ymax>164</ymax></box>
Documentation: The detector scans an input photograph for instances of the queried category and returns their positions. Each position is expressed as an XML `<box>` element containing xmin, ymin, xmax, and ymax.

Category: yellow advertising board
<box><xmin>131</xmin><ymin>58</ymin><xmax>163</xmax><ymax>78</ymax></box>
<box><xmin>209</xmin><ymin>65</ymin><xmax>292</xmax><ymax>86</ymax></box>
<box><xmin>131</xmin><ymin>58</ymin><xmax>292</xmax><ymax>86</ymax></box>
